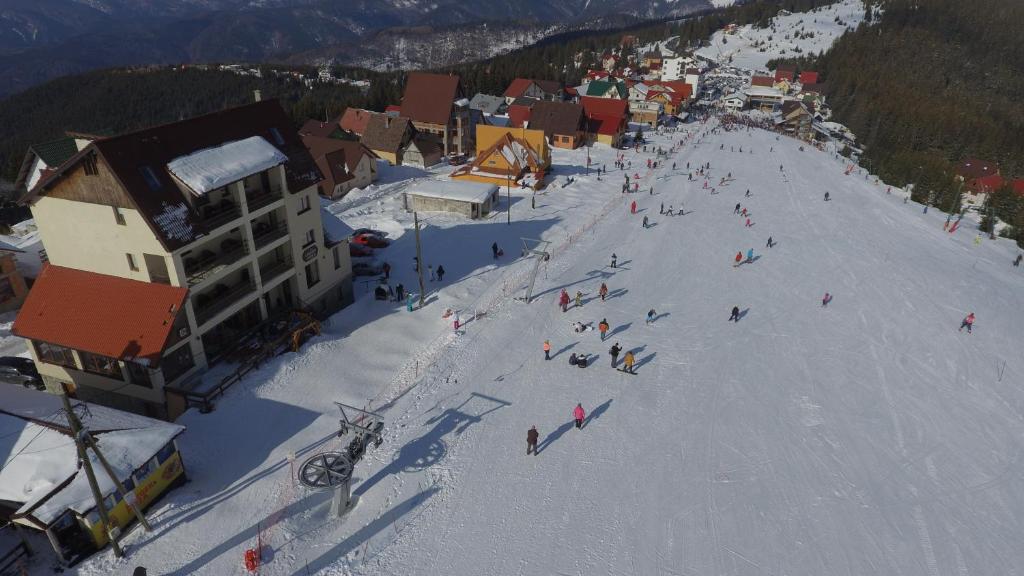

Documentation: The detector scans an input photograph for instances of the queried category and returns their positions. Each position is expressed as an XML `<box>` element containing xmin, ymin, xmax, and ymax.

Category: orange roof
<box><xmin>580</xmin><ymin>96</ymin><xmax>628</xmax><ymax>119</ymax></box>
<box><xmin>14</xmin><ymin>265</ymin><xmax>188</xmax><ymax>366</ymax></box>
<box><xmin>339</xmin><ymin>108</ymin><xmax>377</xmax><ymax>136</ymax></box>
<box><xmin>504</xmin><ymin>79</ymin><xmax>534</xmax><ymax>99</ymax></box>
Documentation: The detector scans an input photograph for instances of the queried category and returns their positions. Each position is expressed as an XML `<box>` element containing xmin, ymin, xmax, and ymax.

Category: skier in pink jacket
<box><xmin>574</xmin><ymin>403</ymin><xmax>586</xmax><ymax>429</ymax></box>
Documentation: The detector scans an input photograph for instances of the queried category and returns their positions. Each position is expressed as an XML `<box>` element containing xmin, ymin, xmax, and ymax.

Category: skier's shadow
<box><xmin>737</xmin><ymin>308</ymin><xmax>750</xmax><ymax>321</ymax></box>
<box><xmin>748</xmin><ymin>255</ymin><xmax>762</xmax><ymax>263</ymax></box>
<box><xmin>645</xmin><ymin>222</ymin><xmax>659</xmax><ymax>229</ymax></box>
<box><xmin>650</xmin><ymin>312</ymin><xmax>671</xmax><ymax>322</ymax></box>
<box><xmin>605</xmin><ymin>288</ymin><xmax>629</xmax><ymax>301</ymax></box>
<box><xmin>583</xmin><ymin>399</ymin><xmax>613</xmax><ymax>428</ymax></box>
<box><xmin>551</xmin><ymin>341</ymin><xmax>578</xmax><ymax>359</ymax></box>
<box><xmin>608</xmin><ymin>322</ymin><xmax>632</xmax><ymax>338</ymax></box>
<box><xmin>635</xmin><ymin>352</ymin><xmax>657</xmax><ymax>370</ymax></box>
<box><xmin>536</xmin><ymin>421</ymin><xmax>574</xmax><ymax>454</ymax></box>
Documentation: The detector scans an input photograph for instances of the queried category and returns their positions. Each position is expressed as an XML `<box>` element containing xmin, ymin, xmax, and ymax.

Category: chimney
<box><xmin>254</xmin><ymin>89</ymin><xmax>262</xmax><ymax>102</ymax></box>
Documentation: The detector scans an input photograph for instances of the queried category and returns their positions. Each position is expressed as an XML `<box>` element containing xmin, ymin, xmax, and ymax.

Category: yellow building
<box><xmin>0</xmin><ymin>386</ymin><xmax>185</xmax><ymax>565</ymax></box>
<box><xmin>451</xmin><ymin>125</ymin><xmax>551</xmax><ymax>189</ymax></box>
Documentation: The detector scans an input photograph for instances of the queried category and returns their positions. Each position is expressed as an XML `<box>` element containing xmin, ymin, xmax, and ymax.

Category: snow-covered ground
<box><xmin>697</xmin><ymin>0</ymin><xmax>866</xmax><ymax>72</ymax></box>
<box><xmin>30</xmin><ymin>118</ymin><xmax>1024</xmax><ymax>575</ymax></box>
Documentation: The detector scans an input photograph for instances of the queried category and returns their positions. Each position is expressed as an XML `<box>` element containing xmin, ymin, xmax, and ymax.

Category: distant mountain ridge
<box><xmin>0</xmin><ymin>0</ymin><xmax>726</xmax><ymax>97</ymax></box>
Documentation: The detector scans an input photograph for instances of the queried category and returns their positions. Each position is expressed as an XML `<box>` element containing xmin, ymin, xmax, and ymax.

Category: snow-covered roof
<box><xmin>407</xmin><ymin>180</ymin><xmax>499</xmax><ymax>204</ymax></box>
<box><xmin>320</xmin><ymin>204</ymin><xmax>355</xmax><ymax>244</ymax></box>
<box><xmin>0</xmin><ymin>387</ymin><xmax>184</xmax><ymax>526</ymax></box>
<box><xmin>745</xmin><ymin>86</ymin><xmax>785</xmax><ymax>98</ymax></box>
<box><xmin>166</xmin><ymin>136</ymin><xmax>288</xmax><ymax>196</ymax></box>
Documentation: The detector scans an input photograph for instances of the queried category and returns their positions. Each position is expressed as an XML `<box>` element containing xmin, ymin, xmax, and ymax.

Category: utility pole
<box><xmin>506</xmin><ymin>172</ymin><xmax>511</xmax><ymax>226</ymax></box>
<box><xmin>414</xmin><ymin>211</ymin><xmax>425</xmax><ymax>309</ymax></box>
<box><xmin>60</xmin><ymin>389</ymin><xmax>122</xmax><ymax>558</ymax></box>
<box><xmin>83</xmin><ymin>434</ymin><xmax>151</xmax><ymax>532</ymax></box>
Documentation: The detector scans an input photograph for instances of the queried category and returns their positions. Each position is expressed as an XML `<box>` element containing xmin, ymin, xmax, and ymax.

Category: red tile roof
<box><xmin>508</xmin><ymin>104</ymin><xmax>533</xmax><ymax>128</ymax></box>
<box><xmin>504</xmin><ymin>78</ymin><xmax>534</xmax><ymax>99</ymax></box>
<box><xmin>751</xmin><ymin>75</ymin><xmax>774</xmax><ymax>87</ymax></box>
<box><xmin>957</xmin><ymin>158</ymin><xmax>999</xmax><ymax>180</ymax></box>
<box><xmin>587</xmin><ymin>114</ymin><xmax>626</xmax><ymax>136</ymax></box>
<box><xmin>14</xmin><ymin>265</ymin><xmax>188</xmax><ymax>366</ymax></box>
<box><xmin>775</xmin><ymin>67</ymin><xmax>796</xmax><ymax>82</ymax></box>
<box><xmin>400</xmin><ymin>72</ymin><xmax>464</xmax><ymax>126</ymax></box>
<box><xmin>969</xmin><ymin>173</ymin><xmax>1005</xmax><ymax>193</ymax></box>
<box><xmin>580</xmin><ymin>96</ymin><xmax>628</xmax><ymax>119</ymax></box>
<box><xmin>339</xmin><ymin>108</ymin><xmax>377</xmax><ymax>136</ymax></box>
<box><xmin>799</xmin><ymin>71</ymin><xmax>819</xmax><ymax>84</ymax></box>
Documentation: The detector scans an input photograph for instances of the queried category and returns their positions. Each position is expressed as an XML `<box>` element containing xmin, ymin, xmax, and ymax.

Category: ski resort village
<box><xmin>2</xmin><ymin>1</ymin><xmax>1024</xmax><ymax>575</ymax></box>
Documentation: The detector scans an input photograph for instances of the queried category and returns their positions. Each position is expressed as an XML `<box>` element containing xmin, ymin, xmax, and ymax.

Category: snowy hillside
<box><xmin>697</xmin><ymin>0</ymin><xmax>866</xmax><ymax>71</ymax></box>
<box><xmin>50</xmin><ymin>119</ymin><xmax>1024</xmax><ymax>576</ymax></box>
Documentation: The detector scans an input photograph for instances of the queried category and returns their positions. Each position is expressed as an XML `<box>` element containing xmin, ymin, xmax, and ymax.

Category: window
<box><xmin>126</xmin><ymin>361</ymin><xmax>153</xmax><ymax>388</ymax></box>
<box><xmin>79</xmin><ymin>352</ymin><xmax>124</xmax><ymax>380</ymax></box>
<box><xmin>135</xmin><ymin>456</ymin><xmax>159</xmax><ymax>482</ymax></box>
<box><xmin>303</xmin><ymin>229</ymin><xmax>315</xmax><ymax>247</ymax></box>
<box><xmin>269</xmin><ymin>127</ymin><xmax>286</xmax><ymax>146</ymax></box>
<box><xmin>121</xmin><ymin>476</ymin><xmax>136</xmax><ymax>494</ymax></box>
<box><xmin>35</xmin><ymin>341</ymin><xmax>76</xmax><ymax>368</ymax></box>
<box><xmin>83</xmin><ymin>157</ymin><xmax>98</xmax><ymax>176</ymax></box>
<box><xmin>161</xmin><ymin>344</ymin><xmax>195</xmax><ymax>384</ymax></box>
<box><xmin>298</xmin><ymin>194</ymin><xmax>311</xmax><ymax>214</ymax></box>
<box><xmin>139</xmin><ymin>166</ymin><xmax>162</xmax><ymax>190</ymax></box>
<box><xmin>305</xmin><ymin>261</ymin><xmax>320</xmax><ymax>288</ymax></box>
<box><xmin>113</xmin><ymin>206</ymin><xmax>126</xmax><ymax>225</ymax></box>
<box><xmin>126</xmin><ymin>253</ymin><xmax>138</xmax><ymax>271</ymax></box>
<box><xmin>333</xmin><ymin>246</ymin><xmax>341</xmax><ymax>270</ymax></box>
<box><xmin>155</xmin><ymin>442</ymin><xmax>177</xmax><ymax>464</ymax></box>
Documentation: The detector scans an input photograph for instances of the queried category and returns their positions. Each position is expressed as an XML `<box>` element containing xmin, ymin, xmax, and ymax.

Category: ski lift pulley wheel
<box><xmin>297</xmin><ymin>451</ymin><xmax>354</xmax><ymax>489</ymax></box>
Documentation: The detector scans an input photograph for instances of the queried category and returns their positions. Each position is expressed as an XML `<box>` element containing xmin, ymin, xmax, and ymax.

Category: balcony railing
<box><xmin>193</xmin><ymin>280</ymin><xmax>256</xmax><ymax>326</ymax></box>
<box><xmin>197</xmin><ymin>200</ymin><xmax>241</xmax><ymax>229</ymax></box>
<box><xmin>184</xmin><ymin>240</ymin><xmax>250</xmax><ymax>286</ymax></box>
<box><xmin>259</xmin><ymin>257</ymin><xmax>293</xmax><ymax>284</ymax></box>
<box><xmin>245</xmin><ymin>188</ymin><xmax>283</xmax><ymax>212</ymax></box>
<box><xmin>252</xmin><ymin>221</ymin><xmax>288</xmax><ymax>250</ymax></box>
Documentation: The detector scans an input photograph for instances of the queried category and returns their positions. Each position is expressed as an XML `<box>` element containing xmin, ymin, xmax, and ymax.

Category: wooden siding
<box><xmin>42</xmin><ymin>157</ymin><xmax>134</xmax><ymax>209</ymax></box>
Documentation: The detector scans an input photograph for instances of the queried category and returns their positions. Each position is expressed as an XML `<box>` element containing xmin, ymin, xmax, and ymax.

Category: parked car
<box><xmin>349</xmin><ymin>243</ymin><xmax>375</xmax><ymax>258</ymax></box>
<box><xmin>352</xmin><ymin>261</ymin><xmax>384</xmax><ymax>277</ymax></box>
<box><xmin>351</xmin><ymin>228</ymin><xmax>388</xmax><ymax>238</ymax></box>
<box><xmin>352</xmin><ymin>234</ymin><xmax>391</xmax><ymax>248</ymax></box>
<box><xmin>0</xmin><ymin>357</ymin><xmax>44</xmax><ymax>390</ymax></box>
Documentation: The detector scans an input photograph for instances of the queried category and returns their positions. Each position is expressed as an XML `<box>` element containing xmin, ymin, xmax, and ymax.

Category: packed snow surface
<box><xmin>697</xmin><ymin>0</ymin><xmax>866</xmax><ymax>72</ymax></box>
<box><xmin>166</xmin><ymin>136</ymin><xmax>287</xmax><ymax>195</ymax></box>
<box><xmin>54</xmin><ymin>118</ymin><xmax>1024</xmax><ymax>575</ymax></box>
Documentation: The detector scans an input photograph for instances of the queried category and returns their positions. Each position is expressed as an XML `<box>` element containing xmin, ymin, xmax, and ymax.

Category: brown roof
<box><xmin>527</xmin><ymin>101</ymin><xmax>584</xmax><ymax>138</ymax></box>
<box><xmin>25</xmin><ymin>100</ymin><xmax>322</xmax><ymax>252</ymax></box>
<box><xmin>360</xmin><ymin>115</ymin><xmax>414</xmax><ymax>155</ymax></box>
<box><xmin>13</xmin><ymin>265</ymin><xmax>188</xmax><ymax>366</ymax></box>
<box><xmin>338</xmin><ymin>108</ymin><xmax>378</xmax><ymax>136</ymax></box>
<box><xmin>400</xmin><ymin>72</ymin><xmax>464</xmax><ymax>126</ymax></box>
<box><xmin>299</xmin><ymin>119</ymin><xmax>340</xmax><ymax>139</ymax></box>
<box><xmin>301</xmin><ymin>136</ymin><xmax>377</xmax><ymax>196</ymax></box>
<box><xmin>751</xmin><ymin>76</ymin><xmax>774</xmax><ymax>87</ymax></box>
<box><xmin>957</xmin><ymin>158</ymin><xmax>999</xmax><ymax>181</ymax></box>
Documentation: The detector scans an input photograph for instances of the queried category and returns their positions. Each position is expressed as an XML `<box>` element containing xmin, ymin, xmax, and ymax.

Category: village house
<box><xmin>451</xmin><ymin>125</ymin><xmax>550</xmax><ymax>190</ymax></box>
<box><xmin>0</xmin><ymin>386</ymin><xmax>185</xmax><ymax>565</ymax></box>
<box><xmin>338</xmin><ymin>108</ymin><xmax>377</xmax><ymax>138</ymax></box>
<box><xmin>683</xmin><ymin>68</ymin><xmax>703</xmax><ymax>98</ymax></box>
<box><xmin>582</xmin><ymin>79</ymin><xmax>628</xmax><ymax>100</ymax></box>
<box><xmin>404</xmin><ymin>180</ymin><xmax>500</xmax><ymax>219</ymax></box>
<box><xmin>581</xmin><ymin>96</ymin><xmax>629</xmax><ymax>147</ymax></box>
<box><xmin>299</xmin><ymin>119</ymin><xmax>345</xmax><ymax>140</ymax></box>
<box><xmin>775</xmin><ymin>66</ymin><xmax>797</xmax><ymax>83</ymax></box>
<box><xmin>360</xmin><ymin>114</ymin><xmax>415</xmax><ymax>165</ymax></box>
<box><xmin>642</xmin><ymin>49</ymin><xmax>664</xmax><ymax>69</ymax></box>
<box><xmin>627</xmin><ymin>83</ymin><xmax>662</xmax><ymax>127</ymax></box>
<box><xmin>502</xmin><ymin>78</ymin><xmax>564</xmax><ymax>105</ymax></box>
<box><xmin>601</xmin><ymin>52</ymin><xmax>619</xmax><ymax>72</ymax></box>
<box><xmin>398</xmin><ymin>72</ymin><xmax>474</xmax><ymax>157</ymax></box>
<box><xmin>719</xmin><ymin>92</ymin><xmax>748</xmax><ymax>111</ymax></box>
<box><xmin>13</xmin><ymin>136</ymin><xmax>93</xmax><ymax>194</ymax></box>
<box><xmin>301</xmin><ymin>136</ymin><xmax>378</xmax><ymax>200</ymax></box>
<box><xmin>469</xmin><ymin>93</ymin><xmax>507</xmax><ymax>117</ymax></box>
<box><xmin>775</xmin><ymin>101</ymin><xmax>814</xmax><ymax>140</ymax></box>
<box><xmin>526</xmin><ymin>101</ymin><xmax>586</xmax><ymax>149</ymax></box>
<box><xmin>13</xmin><ymin>100</ymin><xmax>354</xmax><ymax>419</ymax></box>
<box><xmin>506</xmin><ymin>97</ymin><xmax>537</xmax><ymax>128</ymax></box>
<box><xmin>404</xmin><ymin>134</ymin><xmax>444</xmax><ymax>169</ymax></box>
<box><xmin>745</xmin><ymin>86</ymin><xmax>785</xmax><ymax>112</ymax></box>
<box><xmin>750</xmin><ymin>75</ymin><xmax>775</xmax><ymax>88</ymax></box>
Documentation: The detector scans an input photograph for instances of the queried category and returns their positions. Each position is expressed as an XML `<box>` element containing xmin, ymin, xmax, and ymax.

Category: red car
<box><xmin>352</xmin><ymin>233</ymin><xmax>391</xmax><ymax>248</ymax></box>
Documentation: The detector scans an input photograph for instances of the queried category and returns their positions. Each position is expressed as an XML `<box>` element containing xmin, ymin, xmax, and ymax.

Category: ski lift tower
<box><xmin>517</xmin><ymin>238</ymin><xmax>551</xmax><ymax>303</ymax></box>
<box><xmin>296</xmin><ymin>403</ymin><xmax>385</xmax><ymax>518</ymax></box>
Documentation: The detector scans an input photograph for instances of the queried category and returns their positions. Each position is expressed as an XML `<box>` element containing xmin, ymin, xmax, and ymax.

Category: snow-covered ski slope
<box><xmin>697</xmin><ymin>0</ymin><xmax>866</xmax><ymax>72</ymax></box>
<box><xmin>70</xmin><ymin>120</ymin><xmax>1024</xmax><ymax>576</ymax></box>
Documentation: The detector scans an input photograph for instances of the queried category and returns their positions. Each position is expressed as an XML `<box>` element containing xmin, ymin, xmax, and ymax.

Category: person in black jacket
<box><xmin>729</xmin><ymin>306</ymin><xmax>740</xmax><ymax>322</ymax></box>
<box><xmin>527</xmin><ymin>426</ymin><xmax>539</xmax><ymax>455</ymax></box>
<box><xmin>609</xmin><ymin>343</ymin><xmax>622</xmax><ymax>368</ymax></box>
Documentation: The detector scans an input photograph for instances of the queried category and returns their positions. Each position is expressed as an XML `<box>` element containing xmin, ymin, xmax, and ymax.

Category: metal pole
<box><xmin>60</xmin><ymin>390</ymin><xmax>123</xmax><ymax>558</ymax></box>
<box><xmin>507</xmin><ymin>173</ymin><xmax>511</xmax><ymax>225</ymax></box>
<box><xmin>414</xmin><ymin>211</ymin><xmax>425</xmax><ymax>309</ymax></box>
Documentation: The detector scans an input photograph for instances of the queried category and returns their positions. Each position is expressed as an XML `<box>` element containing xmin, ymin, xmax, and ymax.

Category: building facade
<box><xmin>14</xmin><ymin>101</ymin><xmax>353</xmax><ymax>418</ymax></box>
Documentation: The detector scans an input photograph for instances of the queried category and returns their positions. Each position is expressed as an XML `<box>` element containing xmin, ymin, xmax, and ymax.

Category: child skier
<box><xmin>527</xmin><ymin>426</ymin><xmax>539</xmax><ymax>455</ymax></box>
<box><xmin>599</xmin><ymin>283</ymin><xmax>608</xmax><ymax>301</ymax></box>
<box><xmin>822</xmin><ymin>292</ymin><xmax>832</xmax><ymax>307</ymax></box>
<box><xmin>631</xmin><ymin>200</ymin><xmax>637</xmax><ymax>214</ymax></box>
<box><xmin>642</xmin><ymin>215</ymin><xmax>649</xmax><ymax>228</ymax></box>
<box><xmin>611</xmin><ymin>253</ymin><xmax>617</xmax><ymax>268</ymax></box>
<box><xmin>574</xmin><ymin>403</ymin><xmax>586</xmax><ymax>429</ymax></box>
<box><xmin>623</xmin><ymin>351</ymin><xmax>636</xmax><ymax>374</ymax></box>
<box><xmin>734</xmin><ymin>251</ymin><xmax>743</xmax><ymax>267</ymax></box>
<box><xmin>544</xmin><ymin>340</ymin><xmax>552</xmax><ymax>360</ymax></box>
<box><xmin>559</xmin><ymin>289</ymin><xmax>570</xmax><ymax>312</ymax></box>
<box><xmin>646</xmin><ymin>309</ymin><xmax>656</xmax><ymax>324</ymax></box>
<box><xmin>599</xmin><ymin>319</ymin><xmax>610</xmax><ymax>340</ymax></box>
<box><xmin>575</xmin><ymin>291</ymin><xmax>583</xmax><ymax>308</ymax></box>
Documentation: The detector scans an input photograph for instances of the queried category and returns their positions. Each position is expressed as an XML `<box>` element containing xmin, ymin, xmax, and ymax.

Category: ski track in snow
<box><xmin>51</xmin><ymin>119</ymin><xmax>1024</xmax><ymax>576</ymax></box>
